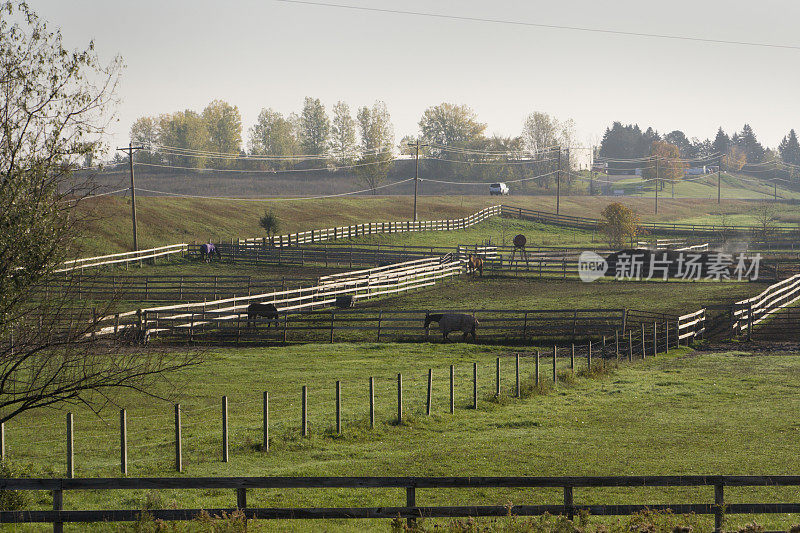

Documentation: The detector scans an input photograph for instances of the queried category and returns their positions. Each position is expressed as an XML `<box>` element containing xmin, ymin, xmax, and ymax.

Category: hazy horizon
<box><xmin>29</xmin><ymin>0</ymin><xmax>800</xmax><ymax>155</ymax></box>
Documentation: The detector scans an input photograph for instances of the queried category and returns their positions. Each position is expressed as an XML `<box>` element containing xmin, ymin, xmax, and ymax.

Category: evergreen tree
<box><xmin>711</xmin><ymin>128</ymin><xmax>730</xmax><ymax>157</ymax></box>
<box><xmin>734</xmin><ymin>124</ymin><xmax>765</xmax><ymax>163</ymax></box>
<box><xmin>778</xmin><ymin>129</ymin><xmax>800</xmax><ymax>166</ymax></box>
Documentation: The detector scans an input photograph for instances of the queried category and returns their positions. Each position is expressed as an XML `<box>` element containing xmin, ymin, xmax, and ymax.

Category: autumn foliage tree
<box><xmin>600</xmin><ymin>203</ymin><xmax>643</xmax><ymax>248</ymax></box>
<box><xmin>644</xmin><ymin>141</ymin><xmax>686</xmax><ymax>188</ymax></box>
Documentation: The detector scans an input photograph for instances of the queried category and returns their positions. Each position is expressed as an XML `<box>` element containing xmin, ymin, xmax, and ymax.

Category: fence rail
<box><xmin>88</xmin><ymin>257</ymin><xmax>464</xmax><ymax>339</ymax></box>
<box><xmin>732</xmin><ymin>274</ymin><xmax>800</xmax><ymax>336</ymax></box>
<box><xmin>144</xmin><ymin>305</ymin><xmax>689</xmax><ymax>346</ymax></box>
<box><xmin>239</xmin><ymin>205</ymin><xmax>503</xmax><ymax>248</ymax></box>
<box><xmin>56</xmin><ymin>244</ymin><xmax>187</xmax><ymax>272</ymax></box>
<box><xmin>1</xmin><ymin>475</ymin><xmax>797</xmax><ymax>531</ymax></box>
<box><xmin>503</xmin><ymin>204</ymin><xmax>800</xmax><ymax>237</ymax></box>
<box><xmin>38</xmin><ymin>274</ymin><xmax>314</xmax><ymax>302</ymax></box>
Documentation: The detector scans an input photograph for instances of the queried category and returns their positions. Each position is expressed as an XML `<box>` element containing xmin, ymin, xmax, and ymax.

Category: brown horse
<box><xmin>467</xmin><ymin>254</ymin><xmax>483</xmax><ymax>276</ymax></box>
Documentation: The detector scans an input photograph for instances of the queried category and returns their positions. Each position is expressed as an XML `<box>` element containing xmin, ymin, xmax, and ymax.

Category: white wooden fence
<box><xmin>92</xmin><ymin>256</ymin><xmax>464</xmax><ymax>339</ymax></box>
<box><xmin>676</xmin><ymin>308</ymin><xmax>706</xmax><ymax>343</ymax></box>
<box><xmin>56</xmin><ymin>244</ymin><xmax>188</xmax><ymax>272</ymax></box>
<box><xmin>732</xmin><ymin>274</ymin><xmax>800</xmax><ymax>336</ymax></box>
<box><xmin>238</xmin><ymin>206</ymin><xmax>503</xmax><ymax>248</ymax></box>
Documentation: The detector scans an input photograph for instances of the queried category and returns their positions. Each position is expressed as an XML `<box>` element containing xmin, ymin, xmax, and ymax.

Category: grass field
<box><xmin>5</xmin><ymin>343</ymin><xmax>800</xmax><ymax>531</ymax></box>
<box><xmin>358</xmin><ymin>277</ymin><xmax>764</xmax><ymax>317</ymax></box>
<box><xmin>75</xmin><ymin>194</ymin><xmax>800</xmax><ymax>255</ymax></box>
<box><xmin>608</xmin><ymin>171</ymin><xmax>800</xmax><ymax>201</ymax></box>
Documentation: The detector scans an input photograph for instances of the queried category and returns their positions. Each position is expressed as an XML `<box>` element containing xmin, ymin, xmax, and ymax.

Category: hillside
<box><xmin>74</xmin><ymin>195</ymin><xmax>800</xmax><ymax>255</ymax></box>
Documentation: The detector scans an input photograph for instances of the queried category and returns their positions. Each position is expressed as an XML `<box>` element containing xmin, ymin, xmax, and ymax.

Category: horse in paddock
<box><xmin>200</xmin><ymin>243</ymin><xmax>221</xmax><ymax>263</ymax></box>
<box><xmin>467</xmin><ymin>254</ymin><xmax>483</xmax><ymax>276</ymax></box>
<box><xmin>247</xmin><ymin>302</ymin><xmax>279</xmax><ymax>329</ymax></box>
<box><xmin>424</xmin><ymin>313</ymin><xmax>479</xmax><ymax>342</ymax></box>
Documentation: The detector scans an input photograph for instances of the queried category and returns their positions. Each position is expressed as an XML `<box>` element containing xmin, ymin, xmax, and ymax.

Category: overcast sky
<box><xmin>29</xmin><ymin>0</ymin><xmax>800</xmax><ymax>155</ymax></box>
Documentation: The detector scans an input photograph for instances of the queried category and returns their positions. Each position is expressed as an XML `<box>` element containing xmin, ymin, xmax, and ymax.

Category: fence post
<box><xmin>329</xmin><ymin>312</ymin><xmax>335</xmax><ymax>343</ymax></box>
<box><xmin>262</xmin><ymin>391</ymin><xmax>269</xmax><ymax>452</ymax></box>
<box><xmin>237</xmin><ymin>487</ymin><xmax>247</xmax><ymax>510</ymax></box>
<box><xmin>570</xmin><ymin>345</ymin><xmax>575</xmax><ymax>372</ymax></box>
<box><xmin>222</xmin><ymin>396</ymin><xmax>228</xmax><ymax>462</ymax></box>
<box><xmin>426</xmin><ymin>369</ymin><xmax>433</xmax><ymax>416</ymax></box>
<box><xmin>66</xmin><ymin>412</ymin><xmax>74</xmax><ymax>478</ymax></box>
<box><xmin>495</xmin><ymin>357</ymin><xmax>500</xmax><ymax>397</ymax></box>
<box><xmin>174</xmin><ymin>404</ymin><xmax>182</xmax><ymax>472</ymax></box>
<box><xmin>641</xmin><ymin>324</ymin><xmax>646</xmax><ymax>359</ymax></box>
<box><xmin>53</xmin><ymin>483</ymin><xmax>63</xmax><ymax>533</ymax></box>
<box><xmin>336</xmin><ymin>380</ymin><xmax>342</xmax><ymax>435</ymax></box>
<box><xmin>302</xmin><ymin>386</ymin><xmax>308</xmax><ymax>437</ymax></box>
<box><xmin>552</xmin><ymin>345</ymin><xmax>557</xmax><ymax>385</ymax></box>
<box><xmin>473</xmin><ymin>362</ymin><xmax>478</xmax><ymax>409</ymax></box>
<box><xmin>615</xmin><ymin>330</ymin><xmax>619</xmax><ymax>358</ymax></box>
<box><xmin>120</xmin><ymin>409</ymin><xmax>127</xmax><ymax>475</ymax></box>
<box><xmin>376</xmin><ymin>311</ymin><xmax>382</xmax><ymax>341</ymax></box>
<box><xmin>397</xmin><ymin>373</ymin><xmax>403</xmax><ymax>424</ymax></box>
<box><xmin>628</xmin><ymin>331</ymin><xmax>633</xmax><ymax>362</ymax></box>
<box><xmin>747</xmin><ymin>302</ymin><xmax>753</xmax><ymax>341</ymax></box>
<box><xmin>535</xmin><ymin>350</ymin><xmax>540</xmax><ymax>385</ymax></box>
<box><xmin>406</xmin><ymin>484</ymin><xmax>417</xmax><ymax>528</ymax></box>
<box><xmin>564</xmin><ymin>485</ymin><xmax>574</xmax><ymax>521</ymax></box>
<box><xmin>450</xmin><ymin>365</ymin><xmax>455</xmax><ymax>413</ymax></box>
<box><xmin>363</xmin><ymin>377</ymin><xmax>372</xmax><ymax>430</ymax></box>
<box><xmin>515</xmin><ymin>354</ymin><xmax>521</xmax><ymax>398</ymax></box>
<box><xmin>665</xmin><ymin>321</ymin><xmax>669</xmax><ymax>352</ymax></box>
<box><xmin>714</xmin><ymin>482</ymin><xmax>725</xmax><ymax>532</ymax></box>
<box><xmin>587</xmin><ymin>342</ymin><xmax>592</xmax><ymax>370</ymax></box>
<box><xmin>653</xmin><ymin>322</ymin><xmax>658</xmax><ymax>356</ymax></box>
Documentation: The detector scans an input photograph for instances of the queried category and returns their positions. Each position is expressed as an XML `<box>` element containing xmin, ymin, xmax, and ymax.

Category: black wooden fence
<box><xmin>38</xmin><ymin>274</ymin><xmax>315</xmax><ymax>303</ymax></box>
<box><xmin>2</xmin><ymin>475</ymin><xmax>798</xmax><ymax>532</ymax></box>
<box><xmin>146</xmin><ymin>307</ymin><xmax>683</xmax><ymax>345</ymax></box>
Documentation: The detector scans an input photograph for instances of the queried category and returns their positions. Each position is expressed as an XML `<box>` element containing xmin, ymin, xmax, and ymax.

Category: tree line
<box><xmin>598</xmin><ymin>122</ymin><xmax>800</xmax><ymax>177</ymax></box>
<box><xmin>126</xmin><ymin>100</ymin><xmax>583</xmax><ymax>191</ymax></box>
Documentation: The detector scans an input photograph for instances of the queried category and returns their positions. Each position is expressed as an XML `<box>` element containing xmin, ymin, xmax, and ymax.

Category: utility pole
<box><xmin>654</xmin><ymin>158</ymin><xmax>659</xmax><ymax>215</ymax></box>
<box><xmin>117</xmin><ymin>143</ymin><xmax>144</xmax><ymax>251</ymax></box>
<box><xmin>410</xmin><ymin>139</ymin><xmax>420</xmax><ymax>222</ymax></box>
<box><xmin>718</xmin><ymin>155</ymin><xmax>722</xmax><ymax>204</ymax></box>
<box><xmin>556</xmin><ymin>148</ymin><xmax>561</xmax><ymax>215</ymax></box>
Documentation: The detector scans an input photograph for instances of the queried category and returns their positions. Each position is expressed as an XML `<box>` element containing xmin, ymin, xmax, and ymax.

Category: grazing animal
<box><xmin>247</xmin><ymin>302</ymin><xmax>279</xmax><ymax>329</ymax></box>
<box><xmin>467</xmin><ymin>254</ymin><xmax>483</xmax><ymax>276</ymax></box>
<box><xmin>200</xmin><ymin>243</ymin><xmax>221</xmax><ymax>263</ymax></box>
<box><xmin>334</xmin><ymin>295</ymin><xmax>354</xmax><ymax>309</ymax></box>
<box><xmin>424</xmin><ymin>313</ymin><xmax>479</xmax><ymax>342</ymax></box>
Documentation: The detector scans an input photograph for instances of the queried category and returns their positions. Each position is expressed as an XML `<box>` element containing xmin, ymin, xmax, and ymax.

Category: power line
<box><xmin>274</xmin><ymin>0</ymin><xmax>800</xmax><ymax>51</ymax></box>
<box><xmin>133</xmin><ymin>178</ymin><xmax>414</xmax><ymax>201</ymax></box>
<box><xmin>134</xmin><ymin>158</ymin><xmax>397</xmax><ymax>173</ymax></box>
<box><xmin>150</xmin><ymin>143</ymin><xmax>393</xmax><ymax>161</ymax></box>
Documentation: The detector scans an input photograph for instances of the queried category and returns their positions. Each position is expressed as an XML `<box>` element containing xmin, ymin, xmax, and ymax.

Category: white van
<box><xmin>489</xmin><ymin>182</ymin><xmax>509</xmax><ymax>196</ymax></box>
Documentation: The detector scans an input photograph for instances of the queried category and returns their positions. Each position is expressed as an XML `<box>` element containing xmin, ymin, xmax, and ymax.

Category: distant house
<box><xmin>685</xmin><ymin>166</ymin><xmax>708</xmax><ymax>176</ymax></box>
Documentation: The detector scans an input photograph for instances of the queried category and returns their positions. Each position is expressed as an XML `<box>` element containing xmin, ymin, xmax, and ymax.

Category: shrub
<box><xmin>259</xmin><ymin>210</ymin><xmax>280</xmax><ymax>239</ymax></box>
<box><xmin>0</xmin><ymin>461</ymin><xmax>31</xmax><ymax>511</ymax></box>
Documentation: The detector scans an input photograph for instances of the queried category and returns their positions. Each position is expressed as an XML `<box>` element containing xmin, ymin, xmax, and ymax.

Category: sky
<box><xmin>28</xmin><ymin>0</ymin><xmax>800</xmax><ymax>157</ymax></box>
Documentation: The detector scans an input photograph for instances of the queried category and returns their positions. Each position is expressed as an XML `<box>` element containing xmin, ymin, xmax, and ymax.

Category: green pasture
<box><xmin>357</xmin><ymin>277</ymin><xmax>764</xmax><ymax>317</ymax></box>
<box><xmin>4</xmin><ymin>344</ymin><xmax>800</xmax><ymax>531</ymax></box>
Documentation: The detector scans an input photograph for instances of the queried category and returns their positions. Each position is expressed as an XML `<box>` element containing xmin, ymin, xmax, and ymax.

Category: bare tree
<box><xmin>0</xmin><ymin>2</ymin><xmax>198</xmax><ymax>423</ymax></box>
<box><xmin>754</xmin><ymin>202</ymin><xmax>779</xmax><ymax>246</ymax></box>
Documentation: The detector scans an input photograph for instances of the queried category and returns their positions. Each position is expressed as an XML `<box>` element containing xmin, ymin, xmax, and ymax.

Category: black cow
<box><xmin>247</xmin><ymin>302</ymin><xmax>279</xmax><ymax>329</ymax></box>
